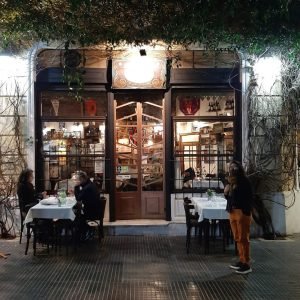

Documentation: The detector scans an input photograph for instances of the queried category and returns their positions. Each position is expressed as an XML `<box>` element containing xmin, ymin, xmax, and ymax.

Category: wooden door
<box><xmin>114</xmin><ymin>98</ymin><xmax>164</xmax><ymax>219</ymax></box>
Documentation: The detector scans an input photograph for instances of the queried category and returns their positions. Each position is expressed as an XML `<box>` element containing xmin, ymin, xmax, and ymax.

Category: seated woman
<box><xmin>17</xmin><ymin>168</ymin><xmax>47</xmax><ymax>244</ymax></box>
<box><xmin>17</xmin><ymin>169</ymin><xmax>43</xmax><ymax>214</ymax></box>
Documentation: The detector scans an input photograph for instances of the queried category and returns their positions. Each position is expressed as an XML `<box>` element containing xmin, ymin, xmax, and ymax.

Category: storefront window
<box><xmin>172</xmin><ymin>90</ymin><xmax>235</xmax><ymax>192</ymax></box>
<box><xmin>38</xmin><ymin>91</ymin><xmax>107</xmax><ymax>193</ymax></box>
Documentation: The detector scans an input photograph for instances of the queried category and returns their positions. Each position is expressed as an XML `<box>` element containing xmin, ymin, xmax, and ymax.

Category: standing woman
<box><xmin>224</xmin><ymin>161</ymin><xmax>253</xmax><ymax>274</ymax></box>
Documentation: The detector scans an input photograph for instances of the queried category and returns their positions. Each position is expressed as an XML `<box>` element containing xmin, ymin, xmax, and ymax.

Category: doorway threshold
<box><xmin>104</xmin><ymin>219</ymin><xmax>170</xmax><ymax>226</ymax></box>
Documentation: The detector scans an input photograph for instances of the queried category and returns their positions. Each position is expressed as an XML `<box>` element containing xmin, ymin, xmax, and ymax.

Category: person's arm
<box><xmin>74</xmin><ymin>185</ymin><xmax>81</xmax><ymax>199</ymax></box>
<box><xmin>238</xmin><ymin>178</ymin><xmax>253</xmax><ymax>215</ymax></box>
<box><xmin>75</xmin><ymin>185</ymin><xmax>90</xmax><ymax>206</ymax></box>
<box><xmin>224</xmin><ymin>184</ymin><xmax>230</xmax><ymax>199</ymax></box>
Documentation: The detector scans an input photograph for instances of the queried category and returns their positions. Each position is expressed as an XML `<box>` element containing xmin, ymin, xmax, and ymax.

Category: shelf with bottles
<box><xmin>44</xmin><ymin>139</ymin><xmax>104</xmax><ymax>155</ymax></box>
<box><xmin>207</xmin><ymin>98</ymin><xmax>235</xmax><ymax>112</ymax></box>
<box><xmin>42</xmin><ymin>121</ymin><xmax>105</xmax><ymax>141</ymax></box>
<box><xmin>224</xmin><ymin>98</ymin><xmax>235</xmax><ymax>110</ymax></box>
<box><xmin>207</xmin><ymin>100</ymin><xmax>222</xmax><ymax>112</ymax></box>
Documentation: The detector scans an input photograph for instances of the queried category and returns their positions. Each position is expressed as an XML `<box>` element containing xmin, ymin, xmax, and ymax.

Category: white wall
<box><xmin>262</xmin><ymin>191</ymin><xmax>300</xmax><ymax>235</ymax></box>
<box><xmin>0</xmin><ymin>55</ymin><xmax>30</xmax><ymax>179</ymax></box>
<box><xmin>284</xmin><ymin>191</ymin><xmax>300</xmax><ymax>234</ymax></box>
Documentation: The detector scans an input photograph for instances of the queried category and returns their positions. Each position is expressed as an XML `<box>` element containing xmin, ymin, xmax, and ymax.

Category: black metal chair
<box><xmin>183</xmin><ymin>198</ymin><xmax>204</xmax><ymax>254</ymax></box>
<box><xmin>85</xmin><ymin>197</ymin><xmax>106</xmax><ymax>243</ymax></box>
<box><xmin>18</xmin><ymin>202</ymin><xmax>36</xmax><ymax>244</ymax></box>
<box><xmin>31</xmin><ymin>219</ymin><xmax>54</xmax><ymax>255</ymax></box>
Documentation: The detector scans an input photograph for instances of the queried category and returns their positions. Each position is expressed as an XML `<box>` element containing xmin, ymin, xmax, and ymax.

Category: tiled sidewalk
<box><xmin>0</xmin><ymin>235</ymin><xmax>300</xmax><ymax>300</ymax></box>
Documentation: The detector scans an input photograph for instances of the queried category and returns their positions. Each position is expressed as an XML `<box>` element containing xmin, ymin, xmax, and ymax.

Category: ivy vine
<box><xmin>0</xmin><ymin>0</ymin><xmax>300</xmax><ymax>60</ymax></box>
<box><xmin>62</xmin><ymin>42</ymin><xmax>86</xmax><ymax>101</ymax></box>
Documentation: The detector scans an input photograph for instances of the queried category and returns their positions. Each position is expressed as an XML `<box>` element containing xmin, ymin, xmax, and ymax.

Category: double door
<box><xmin>114</xmin><ymin>98</ymin><xmax>164</xmax><ymax>219</ymax></box>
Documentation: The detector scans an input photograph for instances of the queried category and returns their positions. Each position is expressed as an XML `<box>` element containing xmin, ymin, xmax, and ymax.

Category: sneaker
<box><xmin>229</xmin><ymin>261</ymin><xmax>243</xmax><ymax>270</ymax></box>
<box><xmin>235</xmin><ymin>264</ymin><xmax>252</xmax><ymax>274</ymax></box>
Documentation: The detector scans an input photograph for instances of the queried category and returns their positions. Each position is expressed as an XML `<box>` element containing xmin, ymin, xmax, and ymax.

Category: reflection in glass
<box><xmin>142</xmin><ymin>101</ymin><xmax>163</xmax><ymax>191</ymax></box>
<box><xmin>115</xmin><ymin>102</ymin><xmax>138</xmax><ymax>192</ymax></box>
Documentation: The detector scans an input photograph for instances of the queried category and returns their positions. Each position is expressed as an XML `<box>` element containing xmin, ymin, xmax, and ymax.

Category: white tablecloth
<box><xmin>191</xmin><ymin>197</ymin><xmax>228</xmax><ymax>222</ymax></box>
<box><xmin>24</xmin><ymin>197</ymin><xmax>76</xmax><ymax>224</ymax></box>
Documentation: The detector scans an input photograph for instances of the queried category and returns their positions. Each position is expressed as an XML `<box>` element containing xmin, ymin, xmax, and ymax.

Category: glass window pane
<box><xmin>174</xmin><ymin>120</ymin><xmax>234</xmax><ymax>192</ymax></box>
<box><xmin>40</xmin><ymin>120</ymin><xmax>105</xmax><ymax>193</ymax></box>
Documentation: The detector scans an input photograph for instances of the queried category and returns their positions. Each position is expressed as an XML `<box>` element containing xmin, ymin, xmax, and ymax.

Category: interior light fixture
<box><xmin>139</xmin><ymin>49</ymin><xmax>147</xmax><ymax>56</ymax></box>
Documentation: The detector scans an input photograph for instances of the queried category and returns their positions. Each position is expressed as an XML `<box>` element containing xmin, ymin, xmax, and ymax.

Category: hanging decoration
<box><xmin>178</xmin><ymin>96</ymin><xmax>200</xmax><ymax>115</ymax></box>
<box><xmin>51</xmin><ymin>98</ymin><xmax>60</xmax><ymax>116</ymax></box>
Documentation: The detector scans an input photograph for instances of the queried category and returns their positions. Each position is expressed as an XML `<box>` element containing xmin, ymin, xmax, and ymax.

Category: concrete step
<box><xmin>104</xmin><ymin>219</ymin><xmax>186</xmax><ymax>236</ymax></box>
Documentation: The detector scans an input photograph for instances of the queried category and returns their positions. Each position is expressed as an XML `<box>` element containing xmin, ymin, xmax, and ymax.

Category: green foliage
<box><xmin>61</xmin><ymin>44</ymin><xmax>86</xmax><ymax>101</ymax></box>
<box><xmin>0</xmin><ymin>0</ymin><xmax>300</xmax><ymax>59</ymax></box>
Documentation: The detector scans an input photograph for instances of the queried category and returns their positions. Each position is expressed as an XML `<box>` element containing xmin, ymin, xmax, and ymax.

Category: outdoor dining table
<box><xmin>23</xmin><ymin>196</ymin><xmax>77</xmax><ymax>255</ymax></box>
<box><xmin>191</xmin><ymin>196</ymin><xmax>228</xmax><ymax>222</ymax></box>
<box><xmin>24</xmin><ymin>197</ymin><xmax>77</xmax><ymax>224</ymax></box>
<box><xmin>191</xmin><ymin>196</ymin><xmax>229</xmax><ymax>253</ymax></box>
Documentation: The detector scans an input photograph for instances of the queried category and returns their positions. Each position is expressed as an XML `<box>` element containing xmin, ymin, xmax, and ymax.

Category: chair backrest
<box><xmin>184</xmin><ymin>197</ymin><xmax>192</xmax><ymax>204</ymax></box>
<box><xmin>99</xmin><ymin>197</ymin><xmax>106</xmax><ymax>220</ymax></box>
<box><xmin>183</xmin><ymin>203</ymin><xmax>195</xmax><ymax>225</ymax></box>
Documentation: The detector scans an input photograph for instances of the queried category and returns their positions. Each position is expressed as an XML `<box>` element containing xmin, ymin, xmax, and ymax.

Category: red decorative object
<box><xmin>85</xmin><ymin>98</ymin><xmax>97</xmax><ymax>116</ymax></box>
<box><xmin>179</xmin><ymin>96</ymin><xmax>200</xmax><ymax>115</ymax></box>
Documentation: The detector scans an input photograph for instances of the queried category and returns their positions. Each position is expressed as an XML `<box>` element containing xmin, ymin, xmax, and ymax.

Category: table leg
<box><xmin>25</xmin><ymin>223</ymin><xmax>31</xmax><ymax>255</ymax></box>
<box><xmin>204</xmin><ymin>219</ymin><xmax>210</xmax><ymax>254</ymax></box>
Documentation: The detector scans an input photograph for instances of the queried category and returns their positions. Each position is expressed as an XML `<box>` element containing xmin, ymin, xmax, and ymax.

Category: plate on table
<box><xmin>40</xmin><ymin>197</ymin><xmax>59</xmax><ymax>205</ymax></box>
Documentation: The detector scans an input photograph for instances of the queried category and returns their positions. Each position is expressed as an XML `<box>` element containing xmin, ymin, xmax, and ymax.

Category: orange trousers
<box><xmin>229</xmin><ymin>209</ymin><xmax>251</xmax><ymax>265</ymax></box>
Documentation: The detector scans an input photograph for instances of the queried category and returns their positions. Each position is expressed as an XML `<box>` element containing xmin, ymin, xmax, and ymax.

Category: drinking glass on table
<box><xmin>58</xmin><ymin>189</ymin><xmax>67</xmax><ymax>205</ymax></box>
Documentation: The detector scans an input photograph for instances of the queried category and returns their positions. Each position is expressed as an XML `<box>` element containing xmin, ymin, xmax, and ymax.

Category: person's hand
<box><xmin>42</xmin><ymin>191</ymin><xmax>48</xmax><ymax>199</ymax></box>
<box><xmin>224</xmin><ymin>184</ymin><xmax>230</xmax><ymax>196</ymax></box>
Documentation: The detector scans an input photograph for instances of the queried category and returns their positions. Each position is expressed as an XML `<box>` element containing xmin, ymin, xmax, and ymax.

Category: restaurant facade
<box><xmin>2</xmin><ymin>46</ymin><xmax>300</xmax><ymax>235</ymax></box>
<box><xmin>32</xmin><ymin>48</ymin><xmax>240</xmax><ymax>222</ymax></box>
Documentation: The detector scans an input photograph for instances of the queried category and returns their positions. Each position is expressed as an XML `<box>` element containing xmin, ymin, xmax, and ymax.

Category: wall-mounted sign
<box><xmin>112</xmin><ymin>57</ymin><xmax>166</xmax><ymax>89</ymax></box>
<box><xmin>84</xmin><ymin>98</ymin><xmax>97</xmax><ymax>116</ymax></box>
<box><xmin>178</xmin><ymin>96</ymin><xmax>200</xmax><ymax>115</ymax></box>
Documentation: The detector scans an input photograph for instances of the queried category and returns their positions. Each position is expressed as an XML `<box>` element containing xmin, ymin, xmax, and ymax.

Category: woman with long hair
<box><xmin>224</xmin><ymin>160</ymin><xmax>253</xmax><ymax>274</ymax></box>
<box><xmin>17</xmin><ymin>169</ymin><xmax>36</xmax><ymax>212</ymax></box>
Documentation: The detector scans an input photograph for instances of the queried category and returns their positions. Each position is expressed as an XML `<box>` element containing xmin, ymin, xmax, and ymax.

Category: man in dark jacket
<box><xmin>74</xmin><ymin>171</ymin><xmax>101</xmax><ymax>240</ymax></box>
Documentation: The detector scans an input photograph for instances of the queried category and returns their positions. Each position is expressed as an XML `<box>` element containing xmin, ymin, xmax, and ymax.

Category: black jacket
<box><xmin>17</xmin><ymin>182</ymin><xmax>38</xmax><ymax>213</ymax></box>
<box><xmin>225</xmin><ymin>176</ymin><xmax>253</xmax><ymax>216</ymax></box>
<box><xmin>74</xmin><ymin>179</ymin><xmax>101</xmax><ymax>219</ymax></box>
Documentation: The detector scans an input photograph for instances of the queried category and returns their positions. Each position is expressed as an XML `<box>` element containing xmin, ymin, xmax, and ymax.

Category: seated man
<box><xmin>182</xmin><ymin>167</ymin><xmax>196</xmax><ymax>189</ymax></box>
<box><xmin>74</xmin><ymin>171</ymin><xmax>101</xmax><ymax>240</ymax></box>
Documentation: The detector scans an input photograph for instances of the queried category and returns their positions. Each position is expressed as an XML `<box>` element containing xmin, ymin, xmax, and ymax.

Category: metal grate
<box><xmin>1</xmin><ymin>236</ymin><xmax>300</xmax><ymax>299</ymax></box>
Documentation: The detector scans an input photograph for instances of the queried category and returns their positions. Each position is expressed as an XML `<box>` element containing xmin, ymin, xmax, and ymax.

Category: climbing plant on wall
<box><xmin>1</xmin><ymin>0</ymin><xmax>300</xmax><ymax>58</ymax></box>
